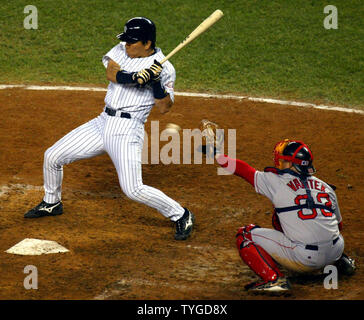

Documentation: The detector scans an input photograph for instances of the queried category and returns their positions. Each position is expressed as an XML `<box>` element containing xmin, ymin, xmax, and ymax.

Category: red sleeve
<box><xmin>216</xmin><ymin>154</ymin><xmax>256</xmax><ymax>187</ymax></box>
<box><xmin>338</xmin><ymin>221</ymin><xmax>343</xmax><ymax>231</ymax></box>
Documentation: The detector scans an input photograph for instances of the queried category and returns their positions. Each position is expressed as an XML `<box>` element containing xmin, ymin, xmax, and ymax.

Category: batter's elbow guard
<box><xmin>152</xmin><ymin>81</ymin><xmax>168</xmax><ymax>99</ymax></box>
<box><xmin>116</xmin><ymin>70</ymin><xmax>137</xmax><ymax>84</ymax></box>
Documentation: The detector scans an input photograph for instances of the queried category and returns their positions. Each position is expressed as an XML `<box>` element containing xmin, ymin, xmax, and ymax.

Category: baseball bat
<box><xmin>160</xmin><ymin>9</ymin><xmax>224</xmax><ymax>64</ymax></box>
<box><xmin>137</xmin><ymin>9</ymin><xmax>224</xmax><ymax>84</ymax></box>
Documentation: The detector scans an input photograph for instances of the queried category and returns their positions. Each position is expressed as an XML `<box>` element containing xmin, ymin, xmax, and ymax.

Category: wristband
<box><xmin>116</xmin><ymin>70</ymin><xmax>136</xmax><ymax>84</ymax></box>
<box><xmin>152</xmin><ymin>81</ymin><xmax>168</xmax><ymax>99</ymax></box>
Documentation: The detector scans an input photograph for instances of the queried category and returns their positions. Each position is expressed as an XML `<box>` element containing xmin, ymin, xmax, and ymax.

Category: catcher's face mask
<box><xmin>273</xmin><ymin>139</ymin><xmax>316</xmax><ymax>175</ymax></box>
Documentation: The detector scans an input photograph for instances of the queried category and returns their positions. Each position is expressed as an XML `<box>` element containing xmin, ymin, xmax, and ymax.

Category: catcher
<box><xmin>199</xmin><ymin>120</ymin><xmax>356</xmax><ymax>292</ymax></box>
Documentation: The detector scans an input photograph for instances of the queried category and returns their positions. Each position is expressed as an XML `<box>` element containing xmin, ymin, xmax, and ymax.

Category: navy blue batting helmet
<box><xmin>117</xmin><ymin>17</ymin><xmax>156</xmax><ymax>45</ymax></box>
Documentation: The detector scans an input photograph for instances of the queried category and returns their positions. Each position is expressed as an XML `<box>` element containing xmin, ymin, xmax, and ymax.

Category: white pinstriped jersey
<box><xmin>254</xmin><ymin>171</ymin><xmax>342</xmax><ymax>245</ymax></box>
<box><xmin>102</xmin><ymin>42</ymin><xmax>176</xmax><ymax>123</ymax></box>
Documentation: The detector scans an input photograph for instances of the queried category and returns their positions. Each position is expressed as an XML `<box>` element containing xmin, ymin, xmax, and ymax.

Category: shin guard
<box><xmin>236</xmin><ymin>225</ymin><xmax>284</xmax><ymax>282</ymax></box>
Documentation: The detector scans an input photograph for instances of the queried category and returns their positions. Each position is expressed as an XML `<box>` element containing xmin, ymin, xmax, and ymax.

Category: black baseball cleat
<box><xmin>24</xmin><ymin>200</ymin><xmax>63</xmax><ymax>218</ymax></box>
<box><xmin>174</xmin><ymin>208</ymin><xmax>195</xmax><ymax>240</ymax></box>
<box><xmin>334</xmin><ymin>253</ymin><xmax>356</xmax><ymax>276</ymax></box>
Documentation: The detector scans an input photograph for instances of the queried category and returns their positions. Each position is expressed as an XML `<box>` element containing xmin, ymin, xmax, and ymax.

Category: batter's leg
<box><xmin>105</xmin><ymin>127</ymin><xmax>185</xmax><ymax>221</ymax></box>
<box><xmin>43</xmin><ymin>116</ymin><xmax>105</xmax><ymax>204</ymax></box>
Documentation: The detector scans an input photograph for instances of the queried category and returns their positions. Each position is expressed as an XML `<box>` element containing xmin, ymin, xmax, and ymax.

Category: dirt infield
<box><xmin>0</xmin><ymin>87</ymin><xmax>363</xmax><ymax>300</ymax></box>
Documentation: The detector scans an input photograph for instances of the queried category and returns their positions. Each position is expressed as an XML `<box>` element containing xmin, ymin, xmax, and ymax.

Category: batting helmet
<box><xmin>117</xmin><ymin>17</ymin><xmax>156</xmax><ymax>47</ymax></box>
<box><xmin>273</xmin><ymin>139</ymin><xmax>316</xmax><ymax>175</ymax></box>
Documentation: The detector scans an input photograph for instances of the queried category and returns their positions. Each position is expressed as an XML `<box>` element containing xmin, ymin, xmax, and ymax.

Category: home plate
<box><xmin>5</xmin><ymin>238</ymin><xmax>69</xmax><ymax>255</ymax></box>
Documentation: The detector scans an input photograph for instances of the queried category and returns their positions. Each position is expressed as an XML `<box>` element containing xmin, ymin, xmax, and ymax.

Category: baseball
<box><xmin>165</xmin><ymin>123</ymin><xmax>181</xmax><ymax>134</ymax></box>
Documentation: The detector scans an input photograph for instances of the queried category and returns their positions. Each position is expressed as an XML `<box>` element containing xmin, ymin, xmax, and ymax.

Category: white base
<box><xmin>5</xmin><ymin>238</ymin><xmax>69</xmax><ymax>255</ymax></box>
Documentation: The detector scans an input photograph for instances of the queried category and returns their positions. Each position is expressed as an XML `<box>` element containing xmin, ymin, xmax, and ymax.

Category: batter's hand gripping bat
<box><xmin>137</xmin><ymin>9</ymin><xmax>224</xmax><ymax>84</ymax></box>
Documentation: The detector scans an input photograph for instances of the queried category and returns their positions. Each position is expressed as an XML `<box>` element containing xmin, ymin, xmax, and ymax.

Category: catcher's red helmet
<box><xmin>273</xmin><ymin>139</ymin><xmax>316</xmax><ymax>175</ymax></box>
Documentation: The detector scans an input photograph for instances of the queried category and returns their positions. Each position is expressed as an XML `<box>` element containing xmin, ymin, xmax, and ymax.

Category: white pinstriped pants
<box><xmin>43</xmin><ymin>111</ymin><xmax>185</xmax><ymax>221</ymax></box>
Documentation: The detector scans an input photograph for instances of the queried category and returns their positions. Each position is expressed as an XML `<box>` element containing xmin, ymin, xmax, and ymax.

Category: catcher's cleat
<box><xmin>245</xmin><ymin>277</ymin><xmax>291</xmax><ymax>293</ymax></box>
<box><xmin>334</xmin><ymin>253</ymin><xmax>356</xmax><ymax>276</ymax></box>
<box><xmin>174</xmin><ymin>208</ymin><xmax>195</xmax><ymax>240</ymax></box>
<box><xmin>24</xmin><ymin>200</ymin><xmax>63</xmax><ymax>218</ymax></box>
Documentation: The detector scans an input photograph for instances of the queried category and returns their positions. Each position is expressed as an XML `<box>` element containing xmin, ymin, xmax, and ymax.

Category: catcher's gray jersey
<box><xmin>216</xmin><ymin>154</ymin><xmax>344</xmax><ymax>272</ymax></box>
<box><xmin>255</xmin><ymin>170</ymin><xmax>342</xmax><ymax>244</ymax></box>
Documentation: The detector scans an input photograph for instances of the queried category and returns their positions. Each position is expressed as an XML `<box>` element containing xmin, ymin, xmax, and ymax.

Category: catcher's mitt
<box><xmin>199</xmin><ymin>119</ymin><xmax>224</xmax><ymax>158</ymax></box>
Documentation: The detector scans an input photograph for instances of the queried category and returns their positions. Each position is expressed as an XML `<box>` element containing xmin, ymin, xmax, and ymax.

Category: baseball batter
<box><xmin>24</xmin><ymin>17</ymin><xmax>195</xmax><ymax>241</ymax></box>
<box><xmin>199</xmin><ymin>130</ymin><xmax>355</xmax><ymax>292</ymax></box>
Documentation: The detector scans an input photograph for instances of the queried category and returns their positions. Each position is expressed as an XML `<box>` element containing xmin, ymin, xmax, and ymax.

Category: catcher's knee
<box><xmin>235</xmin><ymin>224</ymin><xmax>284</xmax><ymax>281</ymax></box>
<box><xmin>236</xmin><ymin>224</ymin><xmax>260</xmax><ymax>250</ymax></box>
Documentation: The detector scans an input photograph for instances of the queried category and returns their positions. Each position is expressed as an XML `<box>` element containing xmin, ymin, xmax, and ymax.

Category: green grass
<box><xmin>0</xmin><ymin>0</ymin><xmax>363</xmax><ymax>108</ymax></box>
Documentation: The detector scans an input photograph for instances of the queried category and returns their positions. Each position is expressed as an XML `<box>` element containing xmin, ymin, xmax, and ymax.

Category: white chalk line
<box><xmin>93</xmin><ymin>278</ymin><xmax>191</xmax><ymax>300</ymax></box>
<box><xmin>0</xmin><ymin>84</ymin><xmax>363</xmax><ymax>115</ymax></box>
<box><xmin>0</xmin><ymin>183</ymin><xmax>122</xmax><ymax>199</ymax></box>
<box><xmin>0</xmin><ymin>183</ymin><xmax>43</xmax><ymax>197</ymax></box>
<box><xmin>93</xmin><ymin>243</ymin><xmax>245</xmax><ymax>299</ymax></box>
